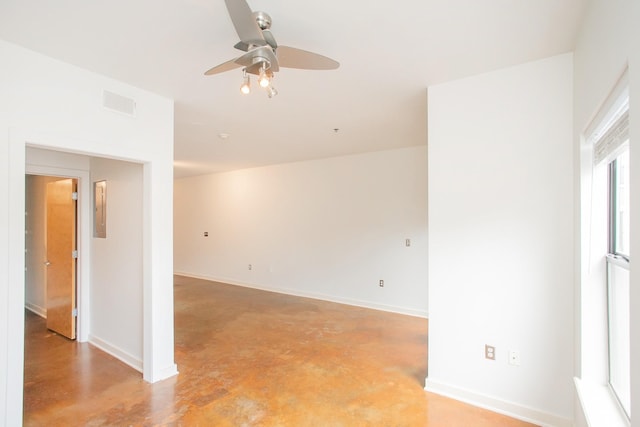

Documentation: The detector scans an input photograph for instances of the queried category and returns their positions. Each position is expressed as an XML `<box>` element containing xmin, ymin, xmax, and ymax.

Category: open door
<box><xmin>45</xmin><ymin>178</ymin><xmax>77</xmax><ymax>339</ymax></box>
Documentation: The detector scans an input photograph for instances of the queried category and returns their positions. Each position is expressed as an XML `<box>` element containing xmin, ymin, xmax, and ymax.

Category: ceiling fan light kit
<box><xmin>240</xmin><ymin>69</ymin><xmax>251</xmax><ymax>94</ymax></box>
<box><xmin>258</xmin><ymin>64</ymin><xmax>271</xmax><ymax>88</ymax></box>
<box><xmin>240</xmin><ymin>65</ymin><xmax>275</xmax><ymax>96</ymax></box>
<box><xmin>206</xmin><ymin>0</ymin><xmax>339</xmax><ymax>98</ymax></box>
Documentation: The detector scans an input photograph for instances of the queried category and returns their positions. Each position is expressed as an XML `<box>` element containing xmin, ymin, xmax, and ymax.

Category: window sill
<box><xmin>574</xmin><ymin>378</ymin><xmax>629</xmax><ymax>427</ymax></box>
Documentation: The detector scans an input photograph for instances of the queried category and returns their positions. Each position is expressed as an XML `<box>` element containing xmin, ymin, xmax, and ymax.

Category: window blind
<box><xmin>593</xmin><ymin>109</ymin><xmax>629</xmax><ymax>164</ymax></box>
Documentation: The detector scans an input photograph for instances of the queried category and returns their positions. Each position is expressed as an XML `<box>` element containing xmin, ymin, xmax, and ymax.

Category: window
<box><xmin>607</xmin><ymin>147</ymin><xmax>630</xmax><ymax>418</ymax></box>
<box><xmin>609</xmin><ymin>150</ymin><xmax>630</xmax><ymax>258</ymax></box>
<box><xmin>579</xmin><ymin>70</ymin><xmax>631</xmax><ymax>426</ymax></box>
<box><xmin>584</xmin><ymin>72</ymin><xmax>630</xmax><ymax>419</ymax></box>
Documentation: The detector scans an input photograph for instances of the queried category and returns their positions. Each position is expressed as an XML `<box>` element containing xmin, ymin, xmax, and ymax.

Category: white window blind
<box><xmin>593</xmin><ymin>109</ymin><xmax>629</xmax><ymax>164</ymax></box>
<box><xmin>585</xmin><ymin>69</ymin><xmax>629</xmax><ymax>165</ymax></box>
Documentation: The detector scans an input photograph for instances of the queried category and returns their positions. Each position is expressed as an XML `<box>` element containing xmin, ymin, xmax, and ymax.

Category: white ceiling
<box><xmin>0</xmin><ymin>0</ymin><xmax>586</xmax><ymax>178</ymax></box>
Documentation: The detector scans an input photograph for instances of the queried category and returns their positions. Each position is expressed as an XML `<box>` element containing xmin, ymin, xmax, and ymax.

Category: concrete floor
<box><xmin>23</xmin><ymin>275</ymin><xmax>536</xmax><ymax>426</ymax></box>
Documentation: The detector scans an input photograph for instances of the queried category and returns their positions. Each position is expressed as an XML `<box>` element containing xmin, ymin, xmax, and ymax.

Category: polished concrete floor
<box><xmin>24</xmin><ymin>275</ymin><xmax>536</xmax><ymax>426</ymax></box>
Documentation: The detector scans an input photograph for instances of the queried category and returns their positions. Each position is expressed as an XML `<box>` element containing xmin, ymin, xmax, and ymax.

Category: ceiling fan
<box><xmin>204</xmin><ymin>0</ymin><xmax>339</xmax><ymax>97</ymax></box>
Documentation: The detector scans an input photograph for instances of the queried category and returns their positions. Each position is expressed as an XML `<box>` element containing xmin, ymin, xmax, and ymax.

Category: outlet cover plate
<box><xmin>509</xmin><ymin>350</ymin><xmax>521</xmax><ymax>366</ymax></box>
<box><xmin>485</xmin><ymin>344</ymin><xmax>495</xmax><ymax>360</ymax></box>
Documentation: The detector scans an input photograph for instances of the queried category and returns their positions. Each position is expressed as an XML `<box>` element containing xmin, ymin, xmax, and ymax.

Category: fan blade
<box><xmin>204</xmin><ymin>57</ymin><xmax>243</xmax><ymax>75</ymax></box>
<box><xmin>276</xmin><ymin>46</ymin><xmax>339</xmax><ymax>70</ymax></box>
<box><xmin>224</xmin><ymin>0</ymin><xmax>265</xmax><ymax>47</ymax></box>
<box><xmin>233</xmin><ymin>41</ymin><xmax>251</xmax><ymax>52</ymax></box>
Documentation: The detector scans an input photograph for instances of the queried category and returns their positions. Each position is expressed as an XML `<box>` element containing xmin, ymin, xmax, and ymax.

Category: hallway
<box><xmin>24</xmin><ymin>276</ymin><xmax>535</xmax><ymax>426</ymax></box>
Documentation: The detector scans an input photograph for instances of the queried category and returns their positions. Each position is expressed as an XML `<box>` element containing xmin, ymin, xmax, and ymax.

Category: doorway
<box><xmin>25</xmin><ymin>175</ymin><xmax>79</xmax><ymax>339</ymax></box>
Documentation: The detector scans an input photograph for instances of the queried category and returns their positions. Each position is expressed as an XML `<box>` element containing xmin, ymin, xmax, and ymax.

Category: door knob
<box><xmin>44</xmin><ymin>261</ymin><xmax>51</xmax><ymax>266</ymax></box>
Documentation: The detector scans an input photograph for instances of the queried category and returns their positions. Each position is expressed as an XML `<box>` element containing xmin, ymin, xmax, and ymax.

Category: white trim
<box><xmin>424</xmin><ymin>379</ymin><xmax>572</xmax><ymax>427</ymax></box>
<box><xmin>574</xmin><ymin>378</ymin><xmax>629</xmax><ymax>427</ymax></box>
<box><xmin>6</xmin><ymin>130</ymin><xmax>27</xmax><ymax>426</ymax></box>
<box><xmin>153</xmin><ymin>363</ymin><xmax>180</xmax><ymax>382</ymax></box>
<box><xmin>6</xmin><ymin>128</ymin><xmax>177</xmax><ymax>426</ymax></box>
<box><xmin>88</xmin><ymin>334</ymin><xmax>143</xmax><ymax>373</ymax></box>
<box><xmin>25</xmin><ymin>303</ymin><xmax>46</xmax><ymax>319</ymax></box>
<box><xmin>174</xmin><ymin>271</ymin><xmax>429</xmax><ymax>319</ymax></box>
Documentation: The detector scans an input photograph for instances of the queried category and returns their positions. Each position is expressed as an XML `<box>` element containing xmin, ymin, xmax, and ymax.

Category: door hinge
<box><xmin>72</xmin><ymin>308</ymin><xmax>78</xmax><ymax>317</ymax></box>
<box><xmin>72</xmin><ymin>192</ymin><xmax>78</xmax><ymax>201</ymax></box>
<box><xmin>72</xmin><ymin>250</ymin><xmax>79</xmax><ymax>259</ymax></box>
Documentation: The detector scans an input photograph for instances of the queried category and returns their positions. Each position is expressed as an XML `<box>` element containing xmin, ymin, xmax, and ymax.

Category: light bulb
<box><xmin>240</xmin><ymin>74</ymin><xmax>251</xmax><ymax>94</ymax></box>
<box><xmin>258</xmin><ymin>70</ymin><xmax>270</xmax><ymax>88</ymax></box>
<box><xmin>267</xmin><ymin>85</ymin><xmax>278</xmax><ymax>98</ymax></box>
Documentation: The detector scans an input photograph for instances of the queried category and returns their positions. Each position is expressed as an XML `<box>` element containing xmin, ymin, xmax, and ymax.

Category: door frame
<box><xmin>26</xmin><ymin>166</ymin><xmax>91</xmax><ymax>342</ymax></box>
<box><xmin>6</xmin><ymin>129</ymin><xmax>177</xmax><ymax>426</ymax></box>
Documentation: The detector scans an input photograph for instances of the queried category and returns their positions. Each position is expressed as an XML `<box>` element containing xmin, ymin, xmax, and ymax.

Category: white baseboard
<box><xmin>25</xmin><ymin>302</ymin><xmax>47</xmax><ymax>318</ymax></box>
<box><xmin>425</xmin><ymin>379</ymin><xmax>572</xmax><ymax>427</ymax></box>
<box><xmin>146</xmin><ymin>363</ymin><xmax>179</xmax><ymax>384</ymax></box>
<box><xmin>174</xmin><ymin>271</ymin><xmax>428</xmax><ymax>318</ymax></box>
<box><xmin>88</xmin><ymin>334</ymin><xmax>143</xmax><ymax>373</ymax></box>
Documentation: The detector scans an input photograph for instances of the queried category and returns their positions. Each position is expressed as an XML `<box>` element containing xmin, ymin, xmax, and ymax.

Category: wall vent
<box><xmin>102</xmin><ymin>90</ymin><xmax>136</xmax><ymax>117</ymax></box>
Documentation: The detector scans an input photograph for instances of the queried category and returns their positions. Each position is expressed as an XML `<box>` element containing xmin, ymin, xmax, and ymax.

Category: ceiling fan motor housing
<box><xmin>253</xmin><ymin>11</ymin><xmax>271</xmax><ymax>30</ymax></box>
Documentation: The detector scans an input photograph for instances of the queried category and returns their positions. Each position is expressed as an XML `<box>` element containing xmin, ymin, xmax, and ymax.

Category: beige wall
<box><xmin>90</xmin><ymin>157</ymin><xmax>144</xmax><ymax>371</ymax></box>
<box><xmin>174</xmin><ymin>146</ymin><xmax>428</xmax><ymax>317</ymax></box>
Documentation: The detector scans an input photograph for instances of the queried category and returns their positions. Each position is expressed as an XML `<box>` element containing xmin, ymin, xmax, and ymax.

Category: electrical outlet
<box><xmin>203</xmin><ymin>231</ymin><xmax>209</xmax><ymax>237</ymax></box>
<box><xmin>379</xmin><ymin>279</ymin><xmax>384</xmax><ymax>287</ymax></box>
<box><xmin>405</xmin><ymin>238</ymin><xmax>411</xmax><ymax>247</ymax></box>
<box><xmin>508</xmin><ymin>350</ymin><xmax>521</xmax><ymax>366</ymax></box>
<box><xmin>248</xmin><ymin>264</ymin><xmax>252</xmax><ymax>270</ymax></box>
<box><xmin>485</xmin><ymin>344</ymin><xmax>495</xmax><ymax>360</ymax></box>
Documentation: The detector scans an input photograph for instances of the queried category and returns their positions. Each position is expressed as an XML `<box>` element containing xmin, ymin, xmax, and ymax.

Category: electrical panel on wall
<box><xmin>94</xmin><ymin>180</ymin><xmax>107</xmax><ymax>238</ymax></box>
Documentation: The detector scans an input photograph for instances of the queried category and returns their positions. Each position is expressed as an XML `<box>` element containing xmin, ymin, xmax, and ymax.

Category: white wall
<box><xmin>425</xmin><ymin>54</ymin><xmax>574</xmax><ymax>426</ymax></box>
<box><xmin>0</xmin><ymin>40</ymin><xmax>176</xmax><ymax>426</ymax></box>
<box><xmin>572</xmin><ymin>0</ymin><xmax>639</xmax><ymax>425</ymax></box>
<box><xmin>174</xmin><ymin>146</ymin><xmax>428</xmax><ymax>317</ymax></box>
<box><xmin>90</xmin><ymin>158</ymin><xmax>144</xmax><ymax>371</ymax></box>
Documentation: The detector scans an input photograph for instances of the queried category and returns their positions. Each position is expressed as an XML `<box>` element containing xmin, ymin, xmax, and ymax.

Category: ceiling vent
<box><xmin>102</xmin><ymin>90</ymin><xmax>136</xmax><ymax>117</ymax></box>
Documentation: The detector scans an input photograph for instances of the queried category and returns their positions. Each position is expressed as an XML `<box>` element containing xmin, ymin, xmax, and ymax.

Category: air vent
<box><xmin>102</xmin><ymin>90</ymin><xmax>136</xmax><ymax>117</ymax></box>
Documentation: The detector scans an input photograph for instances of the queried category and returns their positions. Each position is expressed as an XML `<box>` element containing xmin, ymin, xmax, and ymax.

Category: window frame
<box><xmin>606</xmin><ymin>148</ymin><xmax>631</xmax><ymax>420</ymax></box>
